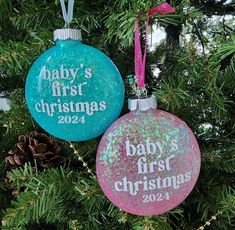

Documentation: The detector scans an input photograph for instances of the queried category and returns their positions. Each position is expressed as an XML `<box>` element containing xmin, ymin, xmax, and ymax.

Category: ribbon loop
<box><xmin>134</xmin><ymin>19</ymin><xmax>142</xmax><ymax>86</ymax></box>
<box><xmin>60</xmin><ymin>0</ymin><xmax>75</xmax><ymax>24</ymax></box>
<box><xmin>134</xmin><ymin>2</ymin><xmax>175</xmax><ymax>89</ymax></box>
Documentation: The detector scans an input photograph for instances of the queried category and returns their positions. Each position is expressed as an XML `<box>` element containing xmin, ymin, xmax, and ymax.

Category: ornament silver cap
<box><xmin>128</xmin><ymin>95</ymin><xmax>157</xmax><ymax>111</ymax></box>
<box><xmin>53</xmin><ymin>28</ymin><xmax>82</xmax><ymax>41</ymax></box>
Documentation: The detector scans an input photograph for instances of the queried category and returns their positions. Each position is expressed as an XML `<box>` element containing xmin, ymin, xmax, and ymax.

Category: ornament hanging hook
<box><xmin>60</xmin><ymin>0</ymin><xmax>75</xmax><ymax>28</ymax></box>
<box><xmin>136</xmin><ymin>85</ymin><xmax>147</xmax><ymax>98</ymax></box>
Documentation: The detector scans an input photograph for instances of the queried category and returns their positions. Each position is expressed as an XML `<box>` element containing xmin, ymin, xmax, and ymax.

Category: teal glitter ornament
<box><xmin>25</xmin><ymin>28</ymin><xmax>124</xmax><ymax>141</ymax></box>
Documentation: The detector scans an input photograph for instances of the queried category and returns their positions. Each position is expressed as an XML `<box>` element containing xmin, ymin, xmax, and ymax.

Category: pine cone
<box><xmin>5</xmin><ymin>131</ymin><xmax>64</xmax><ymax>171</ymax></box>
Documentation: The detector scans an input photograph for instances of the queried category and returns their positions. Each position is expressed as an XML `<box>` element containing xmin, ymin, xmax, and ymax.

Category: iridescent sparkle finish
<box><xmin>25</xmin><ymin>39</ymin><xmax>124</xmax><ymax>141</ymax></box>
<box><xmin>96</xmin><ymin>109</ymin><xmax>201</xmax><ymax>216</ymax></box>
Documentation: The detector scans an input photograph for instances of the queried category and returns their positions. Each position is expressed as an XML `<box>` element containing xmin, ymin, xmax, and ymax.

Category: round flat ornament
<box><xmin>97</xmin><ymin>96</ymin><xmax>201</xmax><ymax>216</ymax></box>
<box><xmin>25</xmin><ymin>29</ymin><xmax>124</xmax><ymax>141</ymax></box>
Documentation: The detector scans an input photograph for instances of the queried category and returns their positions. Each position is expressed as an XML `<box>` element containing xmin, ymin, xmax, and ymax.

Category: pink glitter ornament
<box><xmin>96</xmin><ymin>95</ymin><xmax>201</xmax><ymax>216</ymax></box>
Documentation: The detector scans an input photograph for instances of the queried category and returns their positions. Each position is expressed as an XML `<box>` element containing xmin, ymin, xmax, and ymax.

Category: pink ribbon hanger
<box><xmin>135</xmin><ymin>2</ymin><xmax>175</xmax><ymax>89</ymax></box>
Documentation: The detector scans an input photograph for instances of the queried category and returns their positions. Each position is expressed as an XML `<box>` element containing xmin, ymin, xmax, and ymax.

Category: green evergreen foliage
<box><xmin>0</xmin><ymin>0</ymin><xmax>234</xmax><ymax>229</ymax></box>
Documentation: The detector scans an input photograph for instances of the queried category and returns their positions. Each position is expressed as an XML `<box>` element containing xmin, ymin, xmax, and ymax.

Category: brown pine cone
<box><xmin>5</xmin><ymin>131</ymin><xmax>64</xmax><ymax>171</ymax></box>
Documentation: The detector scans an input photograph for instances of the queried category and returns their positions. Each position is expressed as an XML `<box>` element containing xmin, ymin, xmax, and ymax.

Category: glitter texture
<box><xmin>96</xmin><ymin>109</ymin><xmax>201</xmax><ymax>216</ymax></box>
<box><xmin>25</xmin><ymin>39</ymin><xmax>124</xmax><ymax>141</ymax></box>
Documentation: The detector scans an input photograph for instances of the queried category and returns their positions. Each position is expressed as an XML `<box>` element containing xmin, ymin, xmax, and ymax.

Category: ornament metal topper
<box><xmin>25</xmin><ymin>0</ymin><xmax>124</xmax><ymax>141</ymax></box>
<box><xmin>96</xmin><ymin>3</ymin><xmax>201</xmax><ymax>216</ymax></box>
